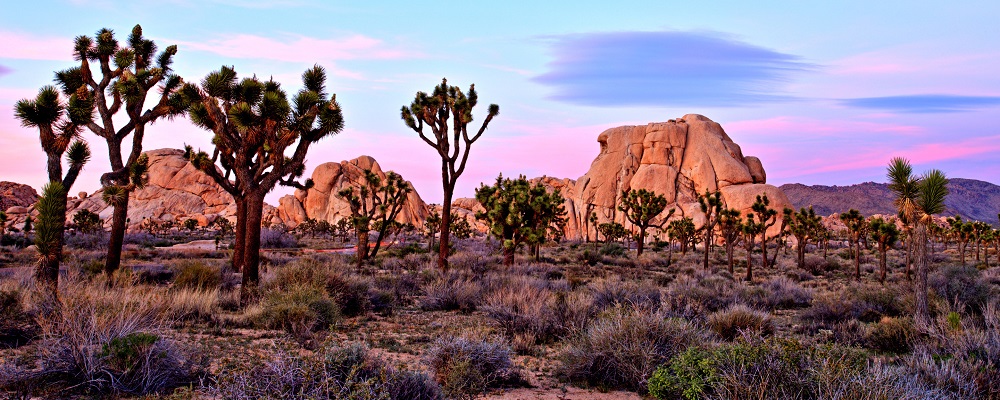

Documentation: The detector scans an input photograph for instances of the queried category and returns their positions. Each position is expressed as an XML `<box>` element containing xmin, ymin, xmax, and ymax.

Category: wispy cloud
<box><xmin>0</xmin><ymin>65</ymin><xmax>11</xmax><ymax>77</ymax></box>
<box><xmin>0</xmin><ymin>31</ymin><xmax>72</xmax><ymax>60</ymax></box>
<box><xmin>179</xmin><ymin>33</ymin><xmax>418</xmax><ymax>63</ymax></box>
<box><xmin>534</xmin><ymin>30</ymin><xmax>814</xmax><ymax>107</ymax></box>
<box><xmin>840</xmin><ymin>94</ymin><xmax>1000</xmax><ymax>113</ymax></box>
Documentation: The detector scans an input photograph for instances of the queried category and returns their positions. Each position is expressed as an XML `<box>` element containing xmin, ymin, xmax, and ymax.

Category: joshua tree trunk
<box><xmin>357</xmin><ymin>229</ymin><xmax>370</xmax><ymax>268</ymax></box>
<box><xmin>241</xmin><ymin>193</ymin><xmax>265</xmax><ymax>304</ymax></box>
<box><xmin>105</xmin><ymin>198</ymin><xmax>129</xmax><ymax>279</ymax></box>
<box><xmin>438</xmin><ymin>183</ymin><xmax>453</xmax><ymax>271</ymax></box>
<box><xmin>232</xmin><ymin>197</ymin><xmax>246</xmax><ymax>272</ymax></box>
<box><xmin>503</xmin><ymin>244</ymin><xmax>515</xmax><ymax>266</ymax></box>
<box><xmin>745</xmin><ymin>241</ymin><xmax>755</xmax><ymax>282</ymax></box>
<box><xmin>760</xmin><ymin>236</ymin><xmax>769</xmax><ymax>272</ymax></box>
<box><xmin>915</xmin><ymin>223</ymin><xmax>930</xmax><ymax>323</ymax></box>
<box><xmin>637</xmin><ymin>227</ymin><xmax>647</xmax><ymax>257</ymax></box>
<box><xmin>905</xmin><ymin>236</ymin><xmax>913</xmax><ymax>280</ymax></box>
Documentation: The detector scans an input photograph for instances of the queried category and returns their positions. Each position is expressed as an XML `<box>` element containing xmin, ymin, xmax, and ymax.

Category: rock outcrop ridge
<box><xmin>275</xmin><ymin>156</ymin><xmax>429</xmax><ymax>229</ymax></box>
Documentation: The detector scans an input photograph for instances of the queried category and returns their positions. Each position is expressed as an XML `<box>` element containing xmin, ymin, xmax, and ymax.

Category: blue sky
<box><xmin>1</xmin><ymin>0</ymin><xmax>999</xmax><ymax>203</ymax></box>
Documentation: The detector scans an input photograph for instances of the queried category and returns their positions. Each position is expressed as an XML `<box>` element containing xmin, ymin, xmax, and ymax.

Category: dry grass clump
<box><xmin>260</xmin><ymin>284</ymin><xmax>340</xmax><ymax>346</ymax></box>
<box><xmin>706</xmin><ymin>304</ymin><xmax>774</xmax><ymax>341</ymax></box>
<box><xmin>482</xmin><ymin>276</ymin><xmax>593</xmax><ymax>347</ymax></box>
<box><xmin>590</xmin><ymin>277</ymin><xmax>661</xmax><ymax>311</ymax></box>
<box><xmin>740</xmin><ymin>276</ymin><xmax>813</xmax><ymax>310</ymax></box>
<box><xmin>213</xmin><ymin>341</ymin><xmax>442</xmax><ymax>400</ymax></box>
<box><xmin>663</xmin><ymin>271</ymin><xmax>738</xmax><ymax>318</ymax></box>
<box><xmin>425</xmin><ymin>336</ymin><xmax>524</xmax><ymax>399</ymax></box>
<box><xmin>172</xmin><ymin>260</ymin><xmax>222</xmax><ymax>290</ymax></box>
<box><xmin>865</xmin><ymin>316</ymin><xmax>916</xmax><ymax>353</ymax></box>
<box><xmin>0</xmin><ymin>283</ymin><xmax>37</xmax><ymax>348</ymax></box>
<box><xmin>420</xmin><ymin>271</ymin><xmax>481</xmax><ymax>313</ymax></box>
<box><xmin>804</xmin><ymin>283</ymin><xmax>907</xmax><ymax>325</ymax></box>
<box><xmin>0</xmin><ymin>279</ymin><xmax>202</xmax><ymax>396</ymax></box>
<box><xmin>558</xmin><ymin>306</ymin><xmax>710</xmax><ymax>392</ymax></box>
<box><xmin>929</xmin><ymin>265</ymin><xmax>996</xmax><ymax>314</ymax></box>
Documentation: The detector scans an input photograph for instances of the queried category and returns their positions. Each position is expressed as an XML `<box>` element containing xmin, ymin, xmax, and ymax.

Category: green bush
<box><xmin>648</xmin><ymin>347</ymin><xmax>717</xmax><ymax>400</ymax></box>
<box><xmin>599</xmin><ymin>242</ymin><xmax>627</xmax><ymax>257</ymax></box>
<box><xmin>261</xmin><ymin>285</ymin><xmax>341</xmax><ymax>344</ymax></box>
<box><xmin>172</xmin><ymin>261</ymin><xmax>221</xmax><ymax>290</ymax></box>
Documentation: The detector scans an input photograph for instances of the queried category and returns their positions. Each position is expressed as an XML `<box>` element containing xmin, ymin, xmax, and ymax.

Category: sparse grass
<box><xmin>425</xmin><ymin>335</ymin><xmax>524</xmax><ymax>399</ymax></box>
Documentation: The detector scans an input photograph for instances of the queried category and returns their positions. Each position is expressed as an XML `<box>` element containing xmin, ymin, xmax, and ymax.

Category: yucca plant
<box><xmin>51</xmin><ymin>25</ymin><xmax>188</xmax><ymax>278</ymax></box>
<box><xmin>183</xmin><ymin>65</ymin><xmax>343</xmax><ymax>304</ymax></box>
<box><xmin>34</xmin><ymin>182</ymin><xmax>67</xmax><ymax>296</ymax></box>
<box><xmin>401</xmin><ymin>78</ymin><xmax>500</xmax><ymax>270</ymax></box>
<box><xmin>869</xmin><ymin>217</ymin><xmax>899</xmax><ymax>283</ymax></box>
<box><xmin>697</xmin><ymin>190</ymin><xmax>723</xmax><ymax>268</ymax></box>
<box><xmin>840</xmin><ymin>209</ymin><xmax>865</xmax><ymax>280</ymax></box>
<box><xmin>887</xmin><ymin>157</ymin><xmax>919</xmax><ymax>279</ymax></box>
<box><xmin>913</xmin><ymin>168</ymin><xmax>948</xmax><ymax>322</ymax></box>
<box><xmin>751</xmin><ymin>194</ymin><xmax>779</xmax><ymax>273</ymax></box>
<box><xmin>15</xmin><ymin>81</ymin><xmax>95</xmax><ymax>294</ymax></box>
<box><xmin>338</xmin><ymin>169</ymin><xmax>413</xmax><ymax>266</ymax></box>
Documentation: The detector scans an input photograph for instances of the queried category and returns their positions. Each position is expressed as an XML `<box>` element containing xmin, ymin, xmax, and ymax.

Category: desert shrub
<box><xmin>0</xmin><ymin>286</ymin><xmax>36</xmax><ymax>348</ymax></box>
<box><xmin>64</xmin><ymin>231</ymin><xmax>109</xmax><ymax>250</ymax></box>
<box><xmin>123</xmin><ymin>232</ymin><xmax>169</xmax><ymax>248</ymax></box>
<box><xmin>260</xmin><ymin>227</ymin><xmax>298</xmax><ymax>249</ymax></box>
<box><xmin>373</xmin><ymin>273</ymin><xmax>421</xmax><ymax>308</ymax></box>
<box><xmin>578</xmin><ymin>249</ymin><xmax>601</xmax><ymax>266</ymax></box>
<box><xmin>420</xmin><ymin>272</ymin><xmax>481</xmax><ymax>313</ymax></box>
<box><xmin>847</xmin><ymin>283</ymin><xmax>906</xmax><ymax>322</ymax></box>
<box><xmin>558</xmin><ymin>306</ymin><xmax>710</xmax><ymax>392</ymax></box>
<box><xmin>213</xmin><ymin>342</ymin><xmax>442</xmax><ymax>399</ymax></box>
<box><xmin>425</xmin><ymin>336</ymin><xmax>523</xmax><ymax>399</ymax></box>
<box><xmin>664</xmin><ymin>272</ymin><xmax>737</xmax><ymax>318</ymax></box>
<box><xmin>590</xmin><ymin>278</ymin><xmax>661</xmax><ymax>311</ymax></box>
<box><xmin>865</xmin><ymin>316</ymin><xmax>915</xmax><ymax>353</ymax></box>
<box><xmin>706</xmin><ymin>304</ymin><xmax>774</xmax><ymax>341</ymax></box>
<box><xmin>172</xmin><ymin>260</ymin><xmax>221</xmax><ymax>290</ymax></box>
<box><xmin>1</xmin><ymin>281</ymin><xmax>200</xmax><ymax>396</ymax></box>
<box><xmin>483</xmin><ymin>277</ymin><xmax>594</xmax><ymax>344</ymax></box>
<box><xmin>261</xmin><ymin>284</ymin><xmax>340</xmax><ymax>345</ymax></box>
<box><xmin>804</xmin><ymin>292</ymin><xmax>854</xmax><ymax>323</ymax></box>
<box><xmin>741</xmin><ymin>277</ymin><xmax>812</xmax><ymax>310</ymax></box>
<box><xmin>271</xmin><ymin>258</ymin><xmax>373</xmax><ymax>317</ymax></box>
<box><xmin>929</xmin><ymin>265</ymin><xmax>995</xmax><ymax>314</ymax></box>
<box><xmin>167</xmin><ymin>288</ymin><xmax>220</xmax><ymax>322</ymax></box>
<box><xmin>599</xmin><ymin>242</ymin><xmax>627</xmax><ymax>257</ymax></box>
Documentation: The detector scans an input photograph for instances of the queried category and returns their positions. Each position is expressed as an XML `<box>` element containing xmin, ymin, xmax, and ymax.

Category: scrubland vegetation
<box><xmin>2</xmin><ymin>228</ymin><xmax>1000</xmax><ymax>399</ymax></box>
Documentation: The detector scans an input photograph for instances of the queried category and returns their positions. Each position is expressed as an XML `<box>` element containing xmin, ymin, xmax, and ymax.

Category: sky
<box><xmin>1</xmin><ymin>0</ymin><xmax>999</xmax><ymax>204</ymax></box>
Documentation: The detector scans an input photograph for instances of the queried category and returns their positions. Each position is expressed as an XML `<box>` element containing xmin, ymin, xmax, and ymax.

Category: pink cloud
<box><xmin>727</xmin><ymin>116</ymin><xmax>924</xmax><ymax>138</ymax></box>
<box><xmin>0</xmin><ymin>31</ymin><xmax>72</xmax><ymax>60</ymax></box>
<box><xmin>179</xmin><ymin>33</ymin><xmax>418</xmax><ymax>63</ymax></box>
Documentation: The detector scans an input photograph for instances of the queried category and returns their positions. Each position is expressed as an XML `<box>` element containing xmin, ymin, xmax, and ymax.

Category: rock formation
<box><xmin>275</xmin><ymin>156</ymin><xmax>429</xmax><ymax>229</ymax></box>
<box><xmin>564</xmin><ymin>114</ymin><xmax>791</xmax><ymax>239</ymax></box>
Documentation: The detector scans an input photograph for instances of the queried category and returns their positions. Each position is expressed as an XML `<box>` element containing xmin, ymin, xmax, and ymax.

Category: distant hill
<box><xmin>780</xmin><ymin>178</ymin><xmax>1000</xmax><ymax>224</ymax></box>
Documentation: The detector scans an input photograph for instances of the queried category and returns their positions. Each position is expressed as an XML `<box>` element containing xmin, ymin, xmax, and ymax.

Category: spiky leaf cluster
<box><xmin>474</xmin><ymin>174</ymin><xmax>567</xmax><ymax>253</ymax></box>
<box><xmin>34</xmin><ymin>182</ymin><xmax>67</xmax><ymax>259</ymax></box>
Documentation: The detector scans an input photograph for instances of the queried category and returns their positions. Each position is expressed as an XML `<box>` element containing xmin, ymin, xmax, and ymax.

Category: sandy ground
<box><xmin>484</xmin><ymin>387</ymin><xmax>642</xmax><ymax>399</ymax></box>
<box><xmin>159</xmin><ymin>239</ymin><xmax>218</xmax><ymax>251</ymax></box>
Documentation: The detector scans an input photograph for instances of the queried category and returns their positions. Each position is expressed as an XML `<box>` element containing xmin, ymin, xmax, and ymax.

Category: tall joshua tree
<box><xmin>338</xmin><ymin>169</ymin><xmax>412</xmax><ymax>266</ymax></box>
<box><xmin>785</xmin><ymin>206</ymin><xmax>821</xmax><ymax>271</ymax></box>
<box><xmin>184</xmin><ymin>65</ymin><xmax>344</xmax><ymax>302</ymax></box>
<box><xmin>401</xmin><ymin>78</ymin><xmax>499</xmax><ymax>270</ymax></box>
<box><xmin>619</xmin><ymin>188</ymin><xmax>670</xmax><ymax>257</ymax></box>
<box><xmin>15</xmin><ymin>85</ymin><xmax>94</xmax><ymax>293</ymax></box>
<box><xmin>840</xmin><ymin>209</ymin><xmax>865</xmax><ymax>280</ymax></box>
<box><xmin>751</xmin><ymin>194</ymin><xmax>778</xmax><ymax>272</ymax></box>
<box><xmin>697</xmin><ymin>190</ymin><xmax>723</xmax><ymax>269</ymax></box>
<box><xmin>54</xmin><ymin>25</ymin><xmax>188</xmax><ymax>277</ymax></box>
<box><xmin>913</xmin><ymin>169</ymin><xmax>948</xmax><ymax>322</ymax></box>
<box><xmin>718</xmin><ymin>208</ymin><xmax>743</xmax><ymax>274</ymax></box>
<box><xmin>887</xmin><ymin>157</ymin><xmax>919</xmax><ymax>280</ymax></box>
<box><xmin>869</xmin><ymin>217</ymin><xmax>899</xmax><ymax>283</ymax></box>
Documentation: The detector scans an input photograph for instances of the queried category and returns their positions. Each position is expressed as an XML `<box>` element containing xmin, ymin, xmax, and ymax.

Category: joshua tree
<box><xmin>869</xmin><ymin>217</ymin><xmax>899</xmax><ymax>283</ymax></box>
<box><xmin>33</xmin><ymin>182</ymin><xmax>68</xmax><ymax>297</ymax></box>
<box><xmin>598</xmin><ymin>222</ymin><xmax>628</xmax><ymax>245</ymax></box>
<box><xmin>72</xmin><ymin>209</ymin><xmax>102</xmax><ymax>233</ymax></box>
<box><xmin>717</xmin><ymin>208</ymin><xmax>743</xmax><ymax>274</ymax></box>
<box><xmin>587</xmin><ymin>208</ymin><xmax>598</xmax><ymax>244</ymax></box>
<box><xmin>840</xmin><ymin>209</ymin><xmax>866</xmax><ymax>280</ymax></box>
<box><xmin>16</xmin><ymin>84</ymin><xmax>95</xmax><ymax>292</ymax></box>
<box><xmin>667</xmin><ymin>217</ymin><xmax>696</xmax><ymax>256</ymax></box>
<box><xmin>401</xmin><ymin>78</ymin><xmax>499</xmax><ymax>270</ymax></box>
<box><xmin>741</xmin><ymin>214</ymin><xmax>764</xmax><ymax>281</ymax></box>
<box><xmin>698</xmin><ymin>190</ymin><xmax>723</xmax><ymax>269</ymax></box>
<box><xmin>475</xmin><ymin>175</ymin><xmax>565</xmax><ymax>266</ymax></box>
<box><xmin>913</xmin><ymin>169</ymin><xmax>948</xmax><ymax>322</ymax></box>
<box><xmin>619</xmin><ymin>189</ymin><xmax>670</xmax><ymax>257</ymax></box>
<box><xmin>450</xmin><ymin>216</ymin><xmax>474</xmax><ymax>240</ymax></box>
<box><xmin>887</xmin><ymin>157</ymin><xmax>919</xmax><ymax>280</ymax></box>
<box><xmin>947</xmin><ymin>216</ymin><xmax>971</xmax><ymax>265</ymax></box>
<box><xmin>750</xmin><ymin>195</ymin><xmax>778</xmax><ymax>272</ymax></box>
<box><xmin>785</xmin><ymin>206</ymin><xmax>821</xmax><ymax>271</ymax></box>
<box><xmin>184</xmin><ymin>65</ymin><xmax>343</xmax><ymax>302</ymax></box>
<box><xmin>338</xmin><ymin>169</ymin><xmax>412</xmax><ymax>266</ymax></box>
<box><xmin>54</xmin><ymin>25</ymin><xmax>187</xmax><ymax>277</ymax></box>
<box><xmin>425</xmin><ymin>211</ymin><xmax>441</xmax><ymax>250</ymax></box>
